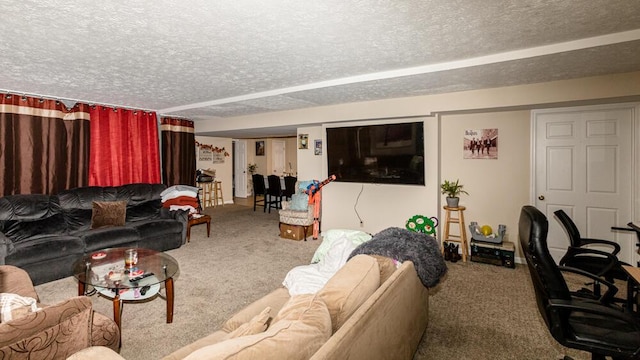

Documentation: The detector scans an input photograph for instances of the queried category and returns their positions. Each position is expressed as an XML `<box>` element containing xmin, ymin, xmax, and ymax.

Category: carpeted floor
<box><xmin>35</xmin><ymin>204</ymin><xmax>591</xmax><ymax>360</ymax></box>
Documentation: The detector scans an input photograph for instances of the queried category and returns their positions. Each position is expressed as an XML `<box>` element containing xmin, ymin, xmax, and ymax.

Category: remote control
<box><xmin>129</xmin><ymin>272</ymin><xmax>154</xmax><ymax>282</ymax></box>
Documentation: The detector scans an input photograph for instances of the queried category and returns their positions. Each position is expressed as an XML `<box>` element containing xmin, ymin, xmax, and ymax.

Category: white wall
<box><xmin>195</xmin><ymin>72</ymin><xmax>640</xmax><ymax>259</ymax></box>
<box><xmin>195</xmin><ymin>136</ymin><xmax>233</xmax><ymax>204</ymax></box>
<box><xmin>440</xmin><ymin>111</ymin><xmax>531</xmax><ymax>256</ymax></box>
<box><xmin>297</xmin><ymin>126</ymin><xmax>324</xmax><ymax>180</ymax></box>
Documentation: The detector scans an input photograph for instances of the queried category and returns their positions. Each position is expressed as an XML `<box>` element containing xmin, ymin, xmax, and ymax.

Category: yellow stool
<box><xmin>212</xmin><ymin>181</ymin><xmax>224</xmax><ymax>207</ymax></box>
<box><xmin>197</xmin><ymin>181</ymin><xmax>214</xmax><ymax>208</ymax></box>
<box><xmin>442</xmin><ymin>206</ymin><xmax>469</xmax><ymax>262</ymax></box>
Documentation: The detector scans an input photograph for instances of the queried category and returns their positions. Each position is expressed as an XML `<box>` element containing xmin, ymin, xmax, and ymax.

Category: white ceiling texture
<box><xmin>1</xmin><ymin>1</ymin><xmax>640</xmax><ymax>138</ymax></box>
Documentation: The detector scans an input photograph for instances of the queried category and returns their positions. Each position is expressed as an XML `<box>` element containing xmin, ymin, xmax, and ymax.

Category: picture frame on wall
<box><xmin>314</xmin><ymin>139</ymin><xmax>322</xmax><ymax>155</ymax></box>
<box><xmin>298</xmin><ymin>134</ymin><xmax>309</xmax><ymax>149</ymax></box>
<box><xmin>256</xmin><ymin>141</ymin><xmax>265</xmax><ymax>156</ymax></box>
<box><xmin>464</xmin><ymin>128</ymin><xmax>498</xmax><ymax>159</ymax></box>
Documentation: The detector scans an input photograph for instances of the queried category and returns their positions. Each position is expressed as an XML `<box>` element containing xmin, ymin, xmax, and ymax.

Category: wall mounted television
<box><xmin>326</xmin><ymin>121</ymin><xmax>424</xmax><ymax>185</ymax></box>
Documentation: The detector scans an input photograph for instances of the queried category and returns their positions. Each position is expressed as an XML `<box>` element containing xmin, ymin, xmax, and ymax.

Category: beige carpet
<box><xmin>35</xmin><ymin>204</ymin><xmax>591</xmax><ymax>360</ymax></box>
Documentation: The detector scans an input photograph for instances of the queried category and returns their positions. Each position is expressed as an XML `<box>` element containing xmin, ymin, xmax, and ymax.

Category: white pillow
<box><xmin>311</xmin><ymin>229</ymin><xmax>372</xmax><ymax>263</ymax></box>
<box><xmin>0</xmin><ymin>293</ymin><xmax>40</xmax><ymax>322</ymax></box>
<box><xmin>283</xmin><ymin>235</ymin><xmax>357</xmax><ymax>296</ymax></box>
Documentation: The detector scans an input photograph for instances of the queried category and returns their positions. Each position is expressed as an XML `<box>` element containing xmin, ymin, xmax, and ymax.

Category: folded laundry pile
<box><xmin>160</xmin><ymin>185</ymin><xmax>200</xmax><ymax>214</ymax></box>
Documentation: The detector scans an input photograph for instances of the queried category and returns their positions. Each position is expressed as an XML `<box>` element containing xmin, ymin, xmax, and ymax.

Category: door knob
<box><xmin>538</xmin><ymin>195</ymin><xmax>545</xmax><ymax>200</ymax></box>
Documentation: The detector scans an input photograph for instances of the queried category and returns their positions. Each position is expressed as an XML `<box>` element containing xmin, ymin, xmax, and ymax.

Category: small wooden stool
<box><xmin>212</xmin><ymin>181</ymin><xmax>224</xmax><ymax>207</ymax></box>
<box><xmin>197</xmin><ymin>181</ymin><xmax>214</xmax><ymax>208</ymax></box>
<box><xmin>187</xmin><ymin>214</ymin><xmax>211</xmax><ymax>242</ymax></box>
<box><xmin>442</xmin><ymin>206</ymin><xmax>469</xmax><ymax>262</ymax></box>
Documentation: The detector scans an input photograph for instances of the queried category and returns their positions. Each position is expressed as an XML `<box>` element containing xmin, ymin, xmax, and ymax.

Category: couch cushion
<box><xmin>3</xmin><ymin>213</ymin><xmax>67</xmax><ymax>243</ymax></box>
<box><xmin>91</xmin><ymin>201</ymin><xmax>127</xmax><ymax>229</ymax></box>
<box><xmin>226</xmin><ymin>307</ymin><xmax>271</xmax><ymax>339</ymax></box>
<box><xmin>129</xmin><ymin>219</ymin><xmax>182</xmax><ymax>239</ymax></box>
<box><xmin>126</xmin><ymin>199</ymin><xmax>162</xmax><ymax>222</ymax></box>
<box><xmin>0</xmin><ymin>194</ymin><xmax>60</xmax><ymax>222</ymax></box>
<box><xmin>317</xmin><ymin>254</ymin><xmax>380</xmax><ymax>333</ymax></box>
<box><xmin>80</xmin><ymin>227</ymin><xmax>140</xmax><ymax>252</ymax></box>
<box><xmin>65</xmin><ymin>208</ymin><xmax>94</xmax><ymax>233</ymax></box>
<box><xmin>183</xmin><ymin>294</ymin><xmax>331</xmax><ymax>360</ymax></box>
<box><xmin>370</xmin><ymin>255</ymin><xmax>399</xmax><ymax>284</ymax></box>
<box><xmin>5</xmin><ymin>236</ymin><xmax>84</xmax><ymax>265</ymax></box>
<box><xmin>222</xmin><ymin>288</ymin><xmax>290</xmax><ymax>333</ymax></box>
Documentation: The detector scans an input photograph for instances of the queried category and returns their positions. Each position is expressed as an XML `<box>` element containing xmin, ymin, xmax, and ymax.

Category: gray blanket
<box><xmin>348</xmin><ymin>227</ymin><xmax>447</xmax><ymax>288</ymax></box>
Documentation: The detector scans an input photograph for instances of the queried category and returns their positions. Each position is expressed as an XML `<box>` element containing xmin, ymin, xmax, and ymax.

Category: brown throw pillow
<box><xmin>91</xmin><ymin>201</ymin><xmax>127</xmax><ymax>229</ymax></box>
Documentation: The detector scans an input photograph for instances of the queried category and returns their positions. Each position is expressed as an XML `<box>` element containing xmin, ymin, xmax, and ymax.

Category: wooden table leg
<box><xmin>165</xmin><ymin>277</ymin><xmax>174</xmax><ymax>323</ymax></box>
<box><xmin>78</xmin><ymin>282</ymin><xmax>85</xmax><ymax>296</ymax></box>
<box><xmin>112</xmin><ymin>294</ymin><xmax>122</xmax><ymax>329</ymax></box>
<box><xmin>206</xmin><ymin>219</ymin><xmax>211</xmax><ymax>237</ymax></box>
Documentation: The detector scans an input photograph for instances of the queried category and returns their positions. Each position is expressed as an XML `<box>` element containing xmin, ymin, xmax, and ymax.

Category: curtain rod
<box><xmin>0</xmin><ymin>88</ymin><xmax>158</xmax><ymax>113</ymax></box>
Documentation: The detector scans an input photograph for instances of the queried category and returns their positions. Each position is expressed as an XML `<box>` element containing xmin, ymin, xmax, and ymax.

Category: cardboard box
<box><xmin>280</xmin><ymin>224</ymin><xmax>308</xmax><ymax>241</ymax></box>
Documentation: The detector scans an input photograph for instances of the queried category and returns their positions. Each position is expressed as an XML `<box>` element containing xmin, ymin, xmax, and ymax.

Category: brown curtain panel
<box><xmin>0</xmin><ymin>94</ymin><xmax>90</xmax><ymax>195</ymax></box>
<box><xmin>161</xmin><ymin>117</ymin><xmax>196</xmax><ymax>186</ymax></box>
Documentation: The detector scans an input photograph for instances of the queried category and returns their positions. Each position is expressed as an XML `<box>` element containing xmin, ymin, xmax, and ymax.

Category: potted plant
<box><xmin>247</xmin><ymin>163</ymin><xmax>258</xmax><ymax>175</ymax></box>
<box><xmin>441</xmin><ymin>179</ymin><xmax>468</xmax><ymax>208</ymax></box>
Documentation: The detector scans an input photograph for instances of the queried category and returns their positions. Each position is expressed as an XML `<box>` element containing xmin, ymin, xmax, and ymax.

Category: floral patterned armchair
<box><xmin>0</xmin><ymin>265</ymin><xmax>120</xmax><ymax>359</ymax></box>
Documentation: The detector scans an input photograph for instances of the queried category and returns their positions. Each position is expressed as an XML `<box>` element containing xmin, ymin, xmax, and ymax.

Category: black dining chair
<box><xmin>554</xmin><ymin>209</ymin><xmax>628</xmax><ymax>284</ymax></box>
<box><xmin>283</xmin><ymin>176</ymin><xmax>297</xmax><ymax>200</ymax></box>
<box><xmin>519</xmin><ymin>205</ymin><xmax>640</xmax><ymax>360</ymax></box>
<box><xmin>251</xmin><ymin>174</ymin><xmax>267</xmax><ymax>212</ymax></box>
<box><xmin>266</xmin><ymin>175</ymin><xmax>283</xmax><ymax>213</ymax></box>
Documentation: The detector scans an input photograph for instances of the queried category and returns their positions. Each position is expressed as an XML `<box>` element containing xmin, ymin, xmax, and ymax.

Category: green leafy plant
<box><xmin>440</xmin><ymin>179</ymin><xmax>469</xmax><ymax>198</ymax></box>
<box><xmin>247</xmin><ymin>163</ymin><xmax>258</xmax><ymax>175</ymax></box>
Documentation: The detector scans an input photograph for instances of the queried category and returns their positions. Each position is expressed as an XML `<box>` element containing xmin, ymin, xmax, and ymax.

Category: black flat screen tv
<box><xmin>326</xmin><ymin>121</ymin><xmax>424</xmax><ymax>185</ymax></box>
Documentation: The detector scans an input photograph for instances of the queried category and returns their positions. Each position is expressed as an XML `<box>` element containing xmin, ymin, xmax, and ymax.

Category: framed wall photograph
<box><xmin>464</xmin><ymin>128</ymin><xmax>498</xmax><ymax>159</ymax></box>
<box><xmin>256</xmin><ymin>141</ymin><xmax>265</xmax><ymax>156</ymax></box>
<box><xmin>314</xmin><ymin>139</ymin><xmax>322</xmax><ymax>155</ymax></box>
<box><xmin>298</xmin><ymin>134</ymin><xmax>309</xmax><ymax>149</ymax></box>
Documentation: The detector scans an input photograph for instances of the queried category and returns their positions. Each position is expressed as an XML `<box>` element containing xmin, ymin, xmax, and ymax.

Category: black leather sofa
<box><xmin>0</xmin><ymin>183</ymin><xmax>188</xmax><ymax>285</ymax></box>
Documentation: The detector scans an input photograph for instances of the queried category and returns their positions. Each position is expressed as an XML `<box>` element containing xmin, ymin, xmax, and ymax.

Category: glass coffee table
<box><xmin>73</xmin><ymin>247</ymin><xmax>179</xmax><ymax>329</ymax></box>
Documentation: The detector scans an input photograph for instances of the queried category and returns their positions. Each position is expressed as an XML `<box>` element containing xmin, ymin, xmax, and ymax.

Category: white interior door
<box><xmin>533</xmin><ymin>104</ymin><xmax>636</xmax><ymax>265</ymax></box>
<box><xmin>234</xmin><ymin>140</ymin><xmax>248</xmax><ymax>198</ymax></box>
<box><xmin>272</xmin><ymin>140</ymin><xmax>286</xmax><ymax>176</ymax></box>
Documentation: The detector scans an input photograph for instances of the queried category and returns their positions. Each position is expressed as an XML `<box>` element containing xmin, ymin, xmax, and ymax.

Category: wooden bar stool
<box><xmin>213</xmin><ymin>181</ymin><xmax>224</xmax><ymax>207</ymax></box>
<box><xmin>197</xmin><ymin>181</ymin><xmax>213</xmax><ymax>208</ymax></box>
<box><xmin>442</xmin><ymin>205</ymin><xmax>469</xmax><ymax>262</ymax></box>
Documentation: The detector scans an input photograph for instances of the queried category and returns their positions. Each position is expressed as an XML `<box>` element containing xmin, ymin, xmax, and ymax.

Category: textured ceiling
<box><xmin>1</xmin><ymin>1</ymin><xmax>640</xmax><ymax>138</ymax></box>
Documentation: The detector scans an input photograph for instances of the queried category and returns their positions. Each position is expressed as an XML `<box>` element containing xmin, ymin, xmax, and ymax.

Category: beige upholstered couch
<box><xmin>0</xmin><ymin>265</ymin><xmax>120</xmax><ymax>359</ymax></box>
<box><xmin>69</xmin><ymin>254</ymin><xmax>430</xmax><ymax>360</ymax></box>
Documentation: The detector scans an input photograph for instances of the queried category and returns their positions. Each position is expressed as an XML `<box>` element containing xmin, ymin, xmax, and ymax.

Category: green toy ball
<box><xmin>406</xmin><ymin>215</ymin><xmax>438</xmax><ymax>236</ymax></box>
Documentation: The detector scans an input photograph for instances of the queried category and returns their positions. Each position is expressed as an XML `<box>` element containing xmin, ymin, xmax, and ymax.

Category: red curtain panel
<box><xmin>89</xmin><ymin>106</ymin><xmax>161</xmax><ymax>186</ymax></box>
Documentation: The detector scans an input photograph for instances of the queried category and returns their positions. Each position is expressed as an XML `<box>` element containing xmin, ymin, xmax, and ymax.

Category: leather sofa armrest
<box><xmin>0</xmin><ymin>265</ymin><xmax>38</xmax><ymax>300</ymax></box>
<box><xmin>160</xmin><ymin>208</ymin><xmax>189</xmax><ymax>245</ymax></box>
<box><xmin>67</xmin><ymin>346</ymin><xmax>125</xmax><ymax>360</ymax></box>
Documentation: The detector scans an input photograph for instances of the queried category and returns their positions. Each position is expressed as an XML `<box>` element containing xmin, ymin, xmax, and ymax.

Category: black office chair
<box><xmin>266</xmin><ymin>175</ymin><xmax>283</xmax><ymax>213</ymax></box>
<box><xmin>283</xmin><ymin>176</ymin><xmax>297</xmax><ymax>200</ymax></box>
<box><xmin>519</xmin><ymin>205</ymin><xmax>640</xmax><ymax>360</ymax></box>
<box><xmin>554</xmin><ymin>210</ymin><xmax>628</xmax><ymax>283</ymax></box>
<box><xmin>252</xmin><ymin>174</ymin><xmax>266</xmax><ymax>212</ymax></box>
